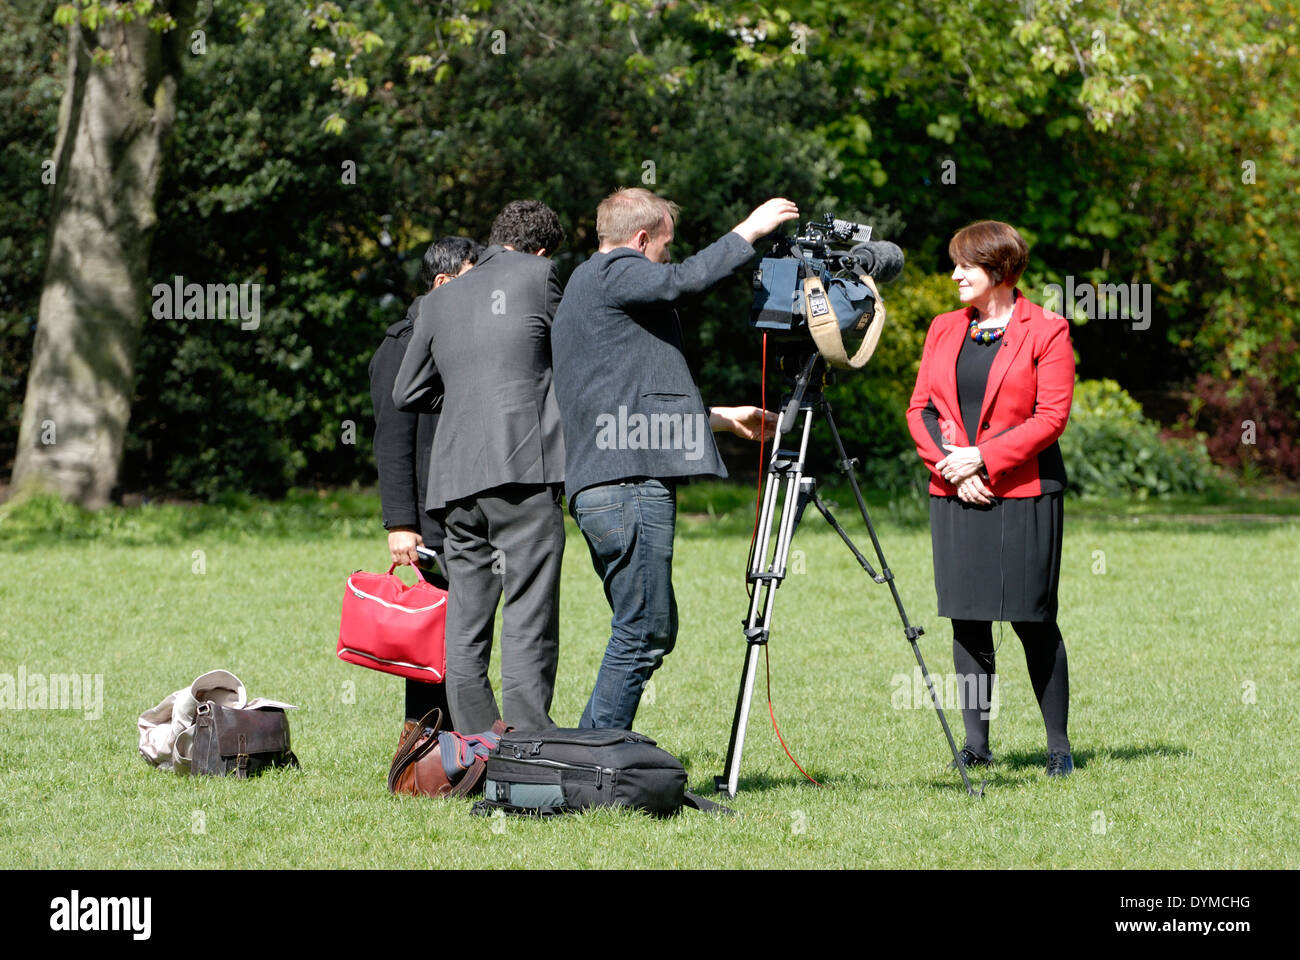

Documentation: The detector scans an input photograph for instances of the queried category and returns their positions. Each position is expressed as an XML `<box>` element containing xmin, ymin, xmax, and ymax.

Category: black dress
<box><xmin>925</xmin><ymin>329</ymin><xmax>1066</xmax><ymax>622</ymax></box>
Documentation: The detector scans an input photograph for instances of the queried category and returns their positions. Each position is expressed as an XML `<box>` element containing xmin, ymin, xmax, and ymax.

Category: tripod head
<box><xmin>773</xmin><ymin>350</ymin><xmax>828</xmax><ymax>438</ymax></box>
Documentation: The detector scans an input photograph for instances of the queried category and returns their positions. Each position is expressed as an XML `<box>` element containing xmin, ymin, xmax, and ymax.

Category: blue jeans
<box><xmin>571</xmin><ymin>479</ymin><xmax>678</xmax><ymax>730</ymax></box>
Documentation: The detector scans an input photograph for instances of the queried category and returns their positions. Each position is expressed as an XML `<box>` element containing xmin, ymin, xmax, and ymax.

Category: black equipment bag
<box><xmin>469</xmin><ymin>728</ymin><xmax>729</xmax><ymax>818</ymax></box>
<box><xmin>191</xmin><ymin>700</ymin><xmax>299</xmax><ymax>778</ymax></box>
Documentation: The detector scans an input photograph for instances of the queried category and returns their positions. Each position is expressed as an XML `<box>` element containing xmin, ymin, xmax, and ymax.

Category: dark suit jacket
<box><xmin>551</xmin><ymin>231</ymin><xmax>755</xmax><ymax>497</ymax></box>
<box><xmin>367</xmin><ymin>296</ymin><xmax>444</xmax><ymax>550</ymax></box>
<box><xmin>392</xmin><ymin>245</ymin><xmax>565</xmax><ymax>511</ymax></box>
<box><xmin>906</xmin><ymin>290</ymin><xmax>1075</xmax><ymax>497</ymax></box>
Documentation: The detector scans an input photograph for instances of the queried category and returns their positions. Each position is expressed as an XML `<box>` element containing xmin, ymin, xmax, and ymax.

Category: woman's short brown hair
<box><xmin>948</xmin><ymin>220</ymin><xmax>1029</xmax><ymax>287</ymax></box>
<box><xmin>596</xmin><ymin>187</ymin><xmax>680</xmax><ymax>246</ymax></box>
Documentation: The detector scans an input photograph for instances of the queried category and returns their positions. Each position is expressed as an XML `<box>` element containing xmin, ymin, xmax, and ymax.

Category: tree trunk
<box><xmin>10</xmin><ymin>4</ymin><xmax>193</xmax><ymax>508</ymax></box>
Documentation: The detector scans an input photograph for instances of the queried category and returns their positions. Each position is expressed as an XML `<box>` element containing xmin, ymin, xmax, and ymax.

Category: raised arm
<box><xmin>607</xmin><ymin>198</ymin><xmax>799</xmax><ymax>309</ymax></box>
<box><xmin>605</xmin><ymin>232</ymin><xmax>755</xmax><ymax>308</ymax></box>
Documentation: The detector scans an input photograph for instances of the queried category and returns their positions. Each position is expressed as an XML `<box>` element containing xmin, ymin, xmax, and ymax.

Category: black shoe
<box><xmin>1046</xmin><ymin>751</ymin><xmax>1074</xmax><ymax>777</ymax></box>
<box><xmin>949</xmin><ymin>747</ymin><xmax>994</xmax><ymax>770</ymax></box>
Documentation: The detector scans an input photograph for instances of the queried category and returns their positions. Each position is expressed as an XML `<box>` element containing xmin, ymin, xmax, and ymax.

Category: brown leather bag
<box><xmin>387</xmin><ymin>707</ymin><xmax>508</xmax><ymax>798</ymax></box>
<box><xmin>191</xmin><ymin>701</ymin><xmax>299</xmax><ymax>778</ymax></box>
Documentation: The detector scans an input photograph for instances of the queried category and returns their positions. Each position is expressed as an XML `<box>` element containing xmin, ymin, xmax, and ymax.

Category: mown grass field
<box><xmin>1</xmin><ymin>487</ymin><xmax>1297</xmax><ymax>869</ymax></box>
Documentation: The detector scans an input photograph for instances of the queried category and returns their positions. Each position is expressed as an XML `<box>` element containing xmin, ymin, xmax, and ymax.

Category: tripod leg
<box><xmin>910</xmin><ymin>637</ymin><xmax>985</xmax><ymax>797</ymax></box>
<box><xmin>716</xmin><ymin>404</ymin><xmax>816</xmax><ymax>797</ymax></box>
<box><xmin>808</xmin><ymin>491</ymin><xmax>880</xmax><ymax>580</ymax></box>
<box><xmin>818</xmin><ymin>400</ymin><xmax>984</xmax><ymax>797</ymax></box>
<box><xmin>717</xmin><ymin>641</ymin><xmax>764</xmax><ymax>798</ymax></box>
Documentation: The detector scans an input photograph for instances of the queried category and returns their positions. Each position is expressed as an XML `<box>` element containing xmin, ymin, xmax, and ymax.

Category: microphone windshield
<box><xmin>848</xmin><ymin>241</ymin><xmax>904</xmax><ymax>284</ymax></box>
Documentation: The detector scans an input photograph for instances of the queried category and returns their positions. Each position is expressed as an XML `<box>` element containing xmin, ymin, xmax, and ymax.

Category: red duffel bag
<box><xmin>337</xmin><ymin>563</ymin><xmax>447</xmax><ymax>682</ymax></box>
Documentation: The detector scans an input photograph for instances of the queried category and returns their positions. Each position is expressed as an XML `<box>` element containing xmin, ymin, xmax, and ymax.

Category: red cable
<box><xmin>751</xmin><ymin>333</ymin><xmax>767</xmax><ymax>543</ymax></box>
<box><xmin>765</xmin><ymin>645</ymin><xmax>822</xmax><ymax>787</ymax></box>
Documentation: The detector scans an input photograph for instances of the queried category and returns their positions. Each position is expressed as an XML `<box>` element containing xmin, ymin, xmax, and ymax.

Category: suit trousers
<box><xmin>439</xmin><ymin>483</ymin><xmax>564</xmax><ymax>733</ymax></box>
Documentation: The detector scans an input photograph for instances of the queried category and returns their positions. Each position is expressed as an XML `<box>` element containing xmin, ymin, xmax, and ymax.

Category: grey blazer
<box><xmin>393</xmin><ymin>245</ymin><xmax>565</xmax><ymax>511</ymax></box>
<box><xmin>551</xmin><ymin>230</ymin><xmax>756</xmax><ymax>497</ymax></box>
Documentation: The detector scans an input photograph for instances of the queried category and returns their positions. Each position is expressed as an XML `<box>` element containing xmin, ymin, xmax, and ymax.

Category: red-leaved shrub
<box><xmin>1175</xmin><ymin>373</ymin><xmax>1300</xmax><ymax>480</ymax></box>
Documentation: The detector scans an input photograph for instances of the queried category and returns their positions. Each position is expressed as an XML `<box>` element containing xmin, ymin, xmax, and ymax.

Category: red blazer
<box><xmin>906</xmin><ymin>290</ymin><xmax>1075</xmax><ymax>498</ymax></box>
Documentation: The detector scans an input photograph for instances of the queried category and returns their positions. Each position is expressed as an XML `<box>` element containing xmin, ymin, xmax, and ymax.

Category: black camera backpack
<box><xmin>469</xmin><ymin>728</ymin><xmax>729</xmax><ymax>818</ymax></box>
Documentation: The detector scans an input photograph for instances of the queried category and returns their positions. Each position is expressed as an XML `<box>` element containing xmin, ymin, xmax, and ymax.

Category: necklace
<box><xmin>968</xmin><ymin>317</ymin><xmax>1006</xmax><ymax>344</ymax></box>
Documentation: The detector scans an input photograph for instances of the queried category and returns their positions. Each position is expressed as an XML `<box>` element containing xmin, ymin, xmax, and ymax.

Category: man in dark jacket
<box><xmin>551</xmin><ymin>188</ymin><xmax>796</xmax><ymax>730</ymax></box>
<box><xmin>393</xmin><ymin>201</ymin><xmax>566</xmax><ymax>734</ymax></box>
<box><xmin>368</xmin><ymin>235</ymin><xmax>480</xmax><ymax>741</ymax></box>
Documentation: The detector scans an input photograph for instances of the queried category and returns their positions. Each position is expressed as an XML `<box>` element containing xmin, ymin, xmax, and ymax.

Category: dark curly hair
<box><xmin>488</xmin><ymin>200</ymin><xmax>565</xmax><ymax>255</ymax></box>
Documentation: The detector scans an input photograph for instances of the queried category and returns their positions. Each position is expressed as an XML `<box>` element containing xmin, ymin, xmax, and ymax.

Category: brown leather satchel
<box><xmin>387</xmin><ymin>707</ymin><xmax>508</xmax><ymax>798</ymax></box>
<box><xmin>191</xmin><ymin>701</ymin><xmax>299</xmax><ymax>778</ymax></box>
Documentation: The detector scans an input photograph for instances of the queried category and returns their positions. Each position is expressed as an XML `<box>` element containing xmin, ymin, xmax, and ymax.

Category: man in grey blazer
<box><xmin>369</xmin><ymin>234</ymin><xmax>480</xmax><ymax>742</ymax></box>
<box><xmin>552</xmin><ymin>188</ymin><xmax>797</xmax><ymax>730</ymax></box>
<box><xmin>393</xmin><ymin>201</ymin><xmax>566</xmax><ymax>733</ymax></box>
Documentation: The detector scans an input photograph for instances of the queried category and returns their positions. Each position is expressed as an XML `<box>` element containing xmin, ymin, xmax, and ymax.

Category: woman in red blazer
<box><xmin>906</xmin><ymin>220</ymin><xmax>1075</xmax><ymax>777</ymax></box>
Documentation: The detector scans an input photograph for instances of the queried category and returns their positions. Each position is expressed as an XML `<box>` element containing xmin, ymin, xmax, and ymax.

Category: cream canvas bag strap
<box><xmin>803</xmin><ymin>271</ymin><xmax>887</xmax><ymax>370</ymax></box>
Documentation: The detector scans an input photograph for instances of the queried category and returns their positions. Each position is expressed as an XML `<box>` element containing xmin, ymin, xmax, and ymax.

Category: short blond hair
<box><xmin>596</xmin><ymin>187</ymin><xmax>680</xmax><ymax>246</ymax></box>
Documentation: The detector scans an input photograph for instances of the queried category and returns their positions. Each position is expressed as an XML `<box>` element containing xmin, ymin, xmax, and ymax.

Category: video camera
<box><xmin>750</xmin><ymin>214</ymin><xmax>904</xmax><ymax>369</ymax></box>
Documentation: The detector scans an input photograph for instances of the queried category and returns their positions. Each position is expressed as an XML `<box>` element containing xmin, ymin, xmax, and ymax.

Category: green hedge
<box><xmin>1061</xmin><ymin>378</ymin><xmax>1223</xmax><ymax>499</ymax></box>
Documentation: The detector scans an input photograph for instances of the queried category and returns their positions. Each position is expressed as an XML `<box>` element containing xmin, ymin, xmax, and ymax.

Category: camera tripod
<box><xmin>713</xmin><ymin>350</ymin><xmax>986</xmax><ymax>798</ymax></box>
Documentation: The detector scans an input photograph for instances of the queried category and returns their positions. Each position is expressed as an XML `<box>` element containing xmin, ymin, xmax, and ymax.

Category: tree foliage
<box><xmin>5</xmin><ymin>0</ymin><xmax>1297</xmax><ymax>498</ymax></box>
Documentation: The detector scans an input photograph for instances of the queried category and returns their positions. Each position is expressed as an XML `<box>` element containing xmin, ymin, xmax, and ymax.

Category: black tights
<box><xmin>405</xmin><ymin>565</ymin><xmax>452</xmax><ymax>726</ymax></box>
<box><xmin>952</xmin><ymin>619</ymin><xmax>1070</xmax><ymax>757</ymax></box>
<box><xmin>405</xmin><ymin>679</ymin><xmax>448</xmax><ymax>725</ymax></box>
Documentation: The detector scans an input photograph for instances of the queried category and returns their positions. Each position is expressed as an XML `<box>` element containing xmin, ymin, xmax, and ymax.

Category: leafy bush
<box><xmin>1061</xmin><ymin>378</ymin><xmax>1223</xmax><ymax>498</ymax></box>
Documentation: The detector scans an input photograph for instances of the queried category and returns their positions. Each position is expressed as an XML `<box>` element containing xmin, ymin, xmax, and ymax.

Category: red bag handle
<box><xmin>388</xmin><ymin>562</ymin><xmax>422</xmax><ymax>584</ymax></box>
